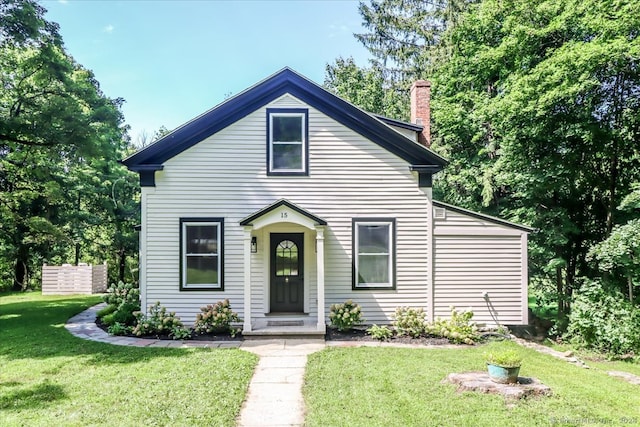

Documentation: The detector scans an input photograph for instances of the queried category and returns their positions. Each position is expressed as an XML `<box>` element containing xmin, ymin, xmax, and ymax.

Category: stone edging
<box><xmin>65</xmin><ymin>303</ymin><xmax>474</xmax><ymax>350</ymax></box>
<box><xmin>511</xmin><ymin>336</ymin><xmax>589</xmax><ymax>368</ymax></box>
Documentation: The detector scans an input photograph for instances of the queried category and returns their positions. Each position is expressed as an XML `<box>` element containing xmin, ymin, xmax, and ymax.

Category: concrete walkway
<box><xmin>237</xmin><ymin>339</ymin><xmax>325</xmax><ymax>426</ymax></box>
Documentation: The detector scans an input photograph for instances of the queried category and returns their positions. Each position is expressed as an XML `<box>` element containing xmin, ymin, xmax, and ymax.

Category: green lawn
<box><xmin>303</xmin><ymin>344</ymin><xmax>640</xmax><ymax>427</ymax></box>
<box><xmin>0</xmin><ymin>292</ymin><xmax>258</xmax><ymax>427</ymax></box>
<box><xmin>528</xmin><ymin>295</ymin><xmax>557</xmax><ymax>321</ymax></box>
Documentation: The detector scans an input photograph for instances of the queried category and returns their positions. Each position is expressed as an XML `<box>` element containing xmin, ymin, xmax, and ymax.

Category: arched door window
<box><xmin>275</xmin><ymin>239</ymin><xmax>299</xmax><ymax>276</ymax></box>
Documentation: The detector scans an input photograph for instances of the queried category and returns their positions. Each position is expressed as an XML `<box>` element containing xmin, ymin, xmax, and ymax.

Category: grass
<box><xmin>303</xmin><ymin>341</ymin><xmax>640</xmax><ymax>427</ymax></box>
<box><xmin>0</xmin><ymin>292</ymin><xmax>258</xmax><ymax>426</ymax></box>
<box><xmin>545</xmin><ymin>339</ymin><xmax>640</xmax><ymax>376</ymax></box>
<box><xmin>528</xmin><ymin>295</ymin><xmax>557</xmax><ymax>322</ymax></box>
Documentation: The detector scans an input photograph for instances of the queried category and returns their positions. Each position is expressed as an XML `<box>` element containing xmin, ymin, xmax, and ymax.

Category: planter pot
<box><xmin>487</xmin><ymin>363</ymin><xmax>520</xmax><ymax>384</ymax></box>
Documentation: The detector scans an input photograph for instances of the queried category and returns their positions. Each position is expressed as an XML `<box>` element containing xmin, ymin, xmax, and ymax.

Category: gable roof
<box><xmin>433</xmin><ymin>200</ymin><xmax>535</xmax><ymax>233</ymax></box>
<box><xmin>372</xmin><ymin>114</ymin><xmax>423</xmax><ymax>132</ymax></box>
<box><xmin>240</xmin><ymin>199</ymin><xmax>327</xmax><ymax>227</ymax></box>
<box><xmin>122</xmin><ymin>68</ymin><xmax>447</xmax><ymax>173</ymax></box>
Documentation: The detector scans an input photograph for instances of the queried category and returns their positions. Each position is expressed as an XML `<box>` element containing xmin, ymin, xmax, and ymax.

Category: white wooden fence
<box><xmin>41</xmin><ymin>263</ymin><xmax>108</xmax><ymax>295</ymax></box>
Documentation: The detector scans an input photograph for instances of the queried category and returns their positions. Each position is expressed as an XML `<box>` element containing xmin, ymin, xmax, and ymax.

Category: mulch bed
<box><xmin>95</xmin><ymin>319</ymin><xmax>243</xmax><ymax>341</ymax></box>
<box><xmin>97</xmin><ymin>320</ymin><xmax>453</xmax><ymax>345</ymax></box>
<box><xmin>325</xmin><ymin>326</ymin><xmax>451</xmax><ymax>345</ymax></box>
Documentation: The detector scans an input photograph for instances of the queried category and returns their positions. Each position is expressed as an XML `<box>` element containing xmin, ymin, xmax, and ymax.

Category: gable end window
<box><xmin>267</xmin><ymin>108</ymin><xmax>309</xmax><ymax>176</ymax></box>
<box><xmin>352</xmin><ymin>218</ymin><xmax>396</xmax><ymax>289</ymax></box>
<box><xmin>180</xmin><ymin>218</ymin><xmax>224</xmax><ymax>291</ymax></box>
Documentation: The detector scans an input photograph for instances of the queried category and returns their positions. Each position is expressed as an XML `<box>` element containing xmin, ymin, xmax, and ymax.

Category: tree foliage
<box><xmin>430</xmin><ymin>0</ymin><xmax>640</xmax><ymax>322</ymax></box>
<box><xmin>324</xmin><ymin>57</ymin><xmax>407</xmax><ymax>119</ymax></box>
<box><xmin>0</xmin><ymin>0</ymin><xmax>139</xmax><ymax>290</ymax></box>
<box><xmin>588</xmin><ymin>219</ymin><xmax>640</xmax><ymax>302</ymax></box>
<box><xmin>328</xmin><ymin>0</ymin><xmax>640</xmax><ymax>329</ymax></box>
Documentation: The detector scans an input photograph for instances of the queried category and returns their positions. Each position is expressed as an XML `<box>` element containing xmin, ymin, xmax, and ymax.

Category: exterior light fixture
<box><xmin>251</xmin><ymin>236</ymin><xmax>257</xmax><ymax>253</ymax></box>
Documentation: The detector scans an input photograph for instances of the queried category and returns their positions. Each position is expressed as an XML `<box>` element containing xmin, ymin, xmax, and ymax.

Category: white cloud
<box><xmin>103</xmin><ymin>24</ymin><xmax>114</xmax><ymax>34</ymax></box>
<box><xmin>328</xmin><ymin>22</ymin><xmax>351</xmax><ymax>38</ymax></box>
<box><xmin>58</xmin><ymin>0</ymin><xmax>69</xmax><ymax>4</ymax></box>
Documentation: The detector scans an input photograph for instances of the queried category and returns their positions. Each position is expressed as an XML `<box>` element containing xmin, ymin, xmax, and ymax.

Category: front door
<box><xmin>270</xmin><ymin>233</ymin><xmax>304</xmax><ymax>313</ymax></box>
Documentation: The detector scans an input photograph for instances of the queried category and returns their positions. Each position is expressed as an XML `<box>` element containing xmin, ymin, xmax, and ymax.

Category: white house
<box><xmin>122</xmin><ymin>68</ymin><xmax>531</xmax><ymax>336</ymax></box>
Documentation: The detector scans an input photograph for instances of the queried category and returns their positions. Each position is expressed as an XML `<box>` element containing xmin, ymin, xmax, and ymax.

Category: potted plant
<box><xmin>484</xmin><ymin>344</ymin><xmax>523</xmax><ymax>384</ymax></box>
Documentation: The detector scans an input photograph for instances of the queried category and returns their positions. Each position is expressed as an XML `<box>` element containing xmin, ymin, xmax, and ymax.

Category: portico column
<box><xmin>243</xmin><ymin>226</ymin><xmax>252</xmax><ymax>332</ymax></box>
<box><xmin>315</xmin><ymin>226</ymin><xmax>325</xmax><ymax>331</ymax></box>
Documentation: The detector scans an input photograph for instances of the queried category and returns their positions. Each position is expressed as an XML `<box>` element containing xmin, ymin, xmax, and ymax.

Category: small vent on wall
<box><xmin>434</xmin><ymin>207</ymin><xmax>446</xmax><ymax>219</ymax></box>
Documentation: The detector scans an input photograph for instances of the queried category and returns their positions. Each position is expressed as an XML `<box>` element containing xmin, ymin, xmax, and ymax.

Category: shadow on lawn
<box><xmin>0</xmin><ymin>296</ymin><xmax>201</xmax><ymax>365</ymax></box>
<box><xmin>0</xmin><ymin>380</ymin><xmax>66</xmax><ymax>410</ymax></box>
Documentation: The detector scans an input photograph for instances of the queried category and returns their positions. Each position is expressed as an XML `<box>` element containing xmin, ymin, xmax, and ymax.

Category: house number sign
<box><xmin>281</xmin><ymin>212</ymin><xmax>289</xmax><ymax>219</ymax></box>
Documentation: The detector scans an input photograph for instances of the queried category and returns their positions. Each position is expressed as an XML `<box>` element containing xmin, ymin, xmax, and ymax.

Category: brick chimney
<box><xmin>410</xmin><ymin>80</ymin><xmax>431</xmax><ymax>147</ymax></box>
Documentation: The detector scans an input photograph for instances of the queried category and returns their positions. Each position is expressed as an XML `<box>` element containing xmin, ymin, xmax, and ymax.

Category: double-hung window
<box><xmin>353</xmin><ymin>219</ymin><xmax>396</xmax><ymax>289</ymax></box>
<box><xmin>267</xmin><ymin>108</ymin><xmax>308</xmax><ymax>175</ymax></box>
<box><xmin>180</xmin><ymin>218</ymin><xmax>224</xmax><ymax>290</ymax></box>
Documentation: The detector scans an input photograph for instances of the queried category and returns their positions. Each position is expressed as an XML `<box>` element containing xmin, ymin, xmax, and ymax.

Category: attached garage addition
<box><xmin>433</xmin><ymin>201</ymin><xmax>530</xmax><ymax>325</ymax></box>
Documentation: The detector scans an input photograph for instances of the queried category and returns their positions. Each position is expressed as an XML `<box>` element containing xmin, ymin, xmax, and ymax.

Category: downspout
<box><xmin>139</xmin><ymin>186</ymin><xmax>151</xmax><ymax>314</ymax></box>
<box><xmin>426</xmin><ymin>185</ymin><xmax>435</xmax><ymax>322</ymax></box>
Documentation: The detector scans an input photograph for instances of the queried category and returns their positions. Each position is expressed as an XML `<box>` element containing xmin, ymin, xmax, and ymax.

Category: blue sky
<box><xmin>42</xmin><ymin>0</ymin><xmax>371</xmax><ymax>143</ymax></box>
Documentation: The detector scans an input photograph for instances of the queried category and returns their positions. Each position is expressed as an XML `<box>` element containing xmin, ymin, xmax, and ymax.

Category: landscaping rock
<box><xmin>511</xmin><ymin>336</ymin><xmax>589</xmax><ymax>368</ymax></box>
<box><xmin>444</xmin><ymin>371</ymin><xmax>552</xmax><ymax>400</ymax></box>
<box><xmin>607</xmin><ymin>371</ymin><xmax>640</xmax><ymax>385</ymax></box>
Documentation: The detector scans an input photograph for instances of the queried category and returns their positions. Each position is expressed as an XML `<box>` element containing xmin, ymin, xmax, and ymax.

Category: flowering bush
<box><xmin>393</xmin><ymin>307</ymin><xmax>427</xmax><ymax>338</ymax></box>
<box><xmin>103</xmin><ymin>281</ymin><xmax>140</xmax><ymax>307</ymax></box>
<box><xmin>132</xmin><ymin>301</ymin><xmax>190</xmax><ymax>340</ymax></box>
<box><xmin>100</xmin><ymin>281</ymin><xmax>140</xmax><ymax>328</ymax></box>
<box><xmin>425</xmin><ymin>307</ymin><xmax>478</xmax><ymax>345</ymax></box>
<box><xmin>329</xmin><ymin>300</ymin><xmax>363</xmax><ymax>331</ymax></box>
<box><xmin>193</xmin><ymin>299</ymin><xmax>241</xmax><ymax>337</ymax></box>
<box><xmin>392</xmin><ymin>306</ymin><xmax>478</xmax><ymax>344</ymax></box>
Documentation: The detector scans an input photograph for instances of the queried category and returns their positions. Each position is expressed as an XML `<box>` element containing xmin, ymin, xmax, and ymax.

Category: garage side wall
<box><xmin>433</xmin><ymin>205</ymin><xmax>529</xmax><ymax>326</ymax></box>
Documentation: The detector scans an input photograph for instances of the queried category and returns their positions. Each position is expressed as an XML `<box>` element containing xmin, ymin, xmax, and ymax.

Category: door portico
<box><xmin>239</xmin><ymin>199</ymin><xmax>327</xmax><ymax>333</ymax></box>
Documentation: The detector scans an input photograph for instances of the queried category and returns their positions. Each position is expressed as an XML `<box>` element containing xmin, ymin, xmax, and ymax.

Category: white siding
<box><xmin>433</xmin><ymin>207</ymin><xmax>528</xmax><ymax>325</ymax></box>
<box><xmin>143</xmin><ymin>94</ymin><xmax>429</xmax><ymax>324</ymax></box>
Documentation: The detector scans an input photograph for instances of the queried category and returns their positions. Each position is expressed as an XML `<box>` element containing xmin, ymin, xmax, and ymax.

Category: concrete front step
<box><xmin>242</xmin><ymin>329</ymin><xmax>326</xmax><ymax>340</ymax></box>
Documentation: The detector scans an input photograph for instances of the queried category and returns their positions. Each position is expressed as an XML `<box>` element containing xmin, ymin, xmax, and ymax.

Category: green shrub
<box><xmin>96</xmin><ymin>304</ymin><xmax>117</xmax><ymax>319</ymax></box>
<box><xmin>107</xmin><ymin>322</ymin><xmax>130</xmax><ymax>336</ymax></box>
<box><xmin>329</xmin><ymin>300</ymin><xmax>363</xmax><ymax>331</ymax></box>
<box><xmin>566</xmin><ymin>280</ymin><xmax>640</xmax><ymax>356</ymax></box>
<box><xmin>102</xmin><ymin>313</ymin><xmax>116</xmax><ymax>326</ymax></box>
<box><xmin>170</xmin><ymin>325</ymin><xmax>192</xmax><ymax>340</ymax></box>
<box><xmin>366</xmin><ymin>324</ymin><xmax>393</xmax><ymax>341</ymax></box>
<box><xmin>393</xmin><ymin>307</ymin><xmax>426</xmax><ymax>337</ymax></box>
<box><xmin>425</xmin><ymin>307</ymin><xmax>479</xmax><ymax>345</ymax></box>
<box><xmin>111</xmin><ymin>302</ymin><xmax>139</xmax><ymax>326</ymax></box>
<box><xmin>194</xmin><ymin>299</ymin><xmax>241</xmax><ymax>337</ymax></box>
<box><xmin>132</xmin><ymin>302</ymin><xmax>190</xmax><ymax>340</ymax></box>
<box><xmin>101</xmin><ymin>281</ymin><xmax>140</xmax><ymax>333</ymax></box>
